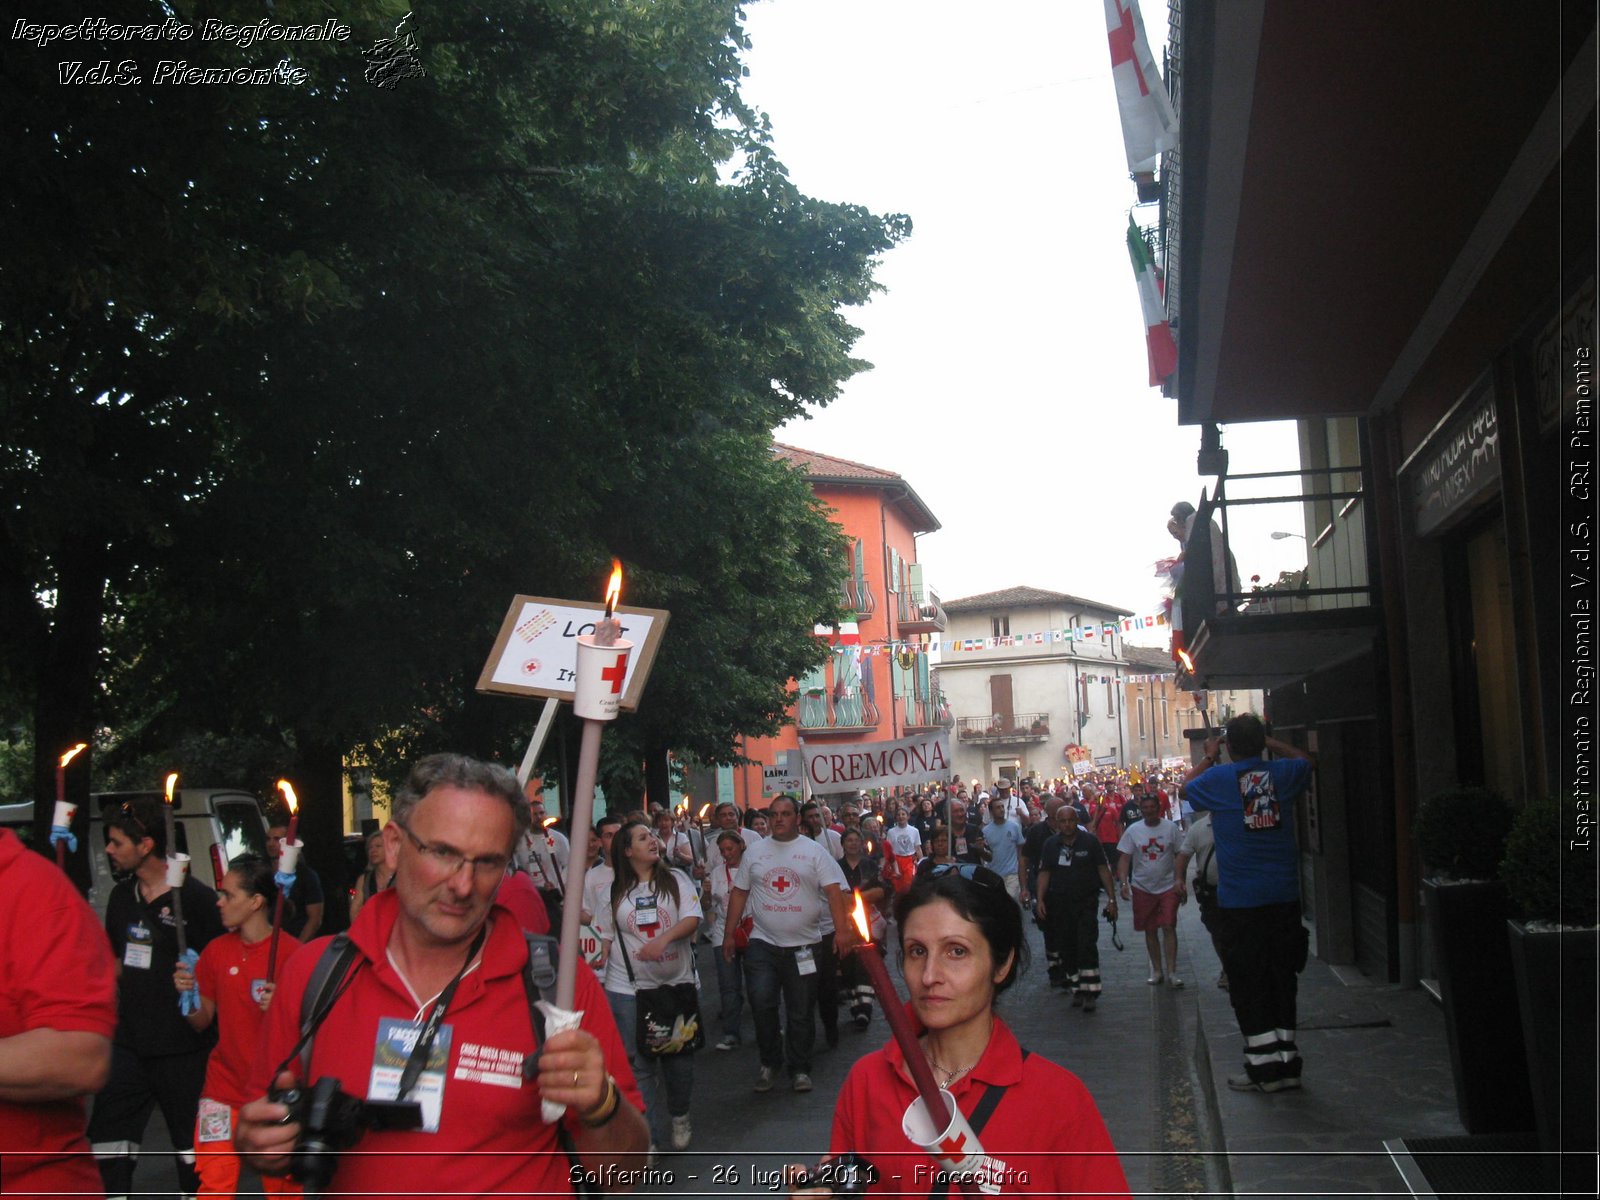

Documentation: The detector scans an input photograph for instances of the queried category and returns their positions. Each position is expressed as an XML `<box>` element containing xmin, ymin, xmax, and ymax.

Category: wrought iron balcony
<box><xmin>843</xmin><ymin>572</ymin><xmax>876</xmax><ymax>618</ymax></box>
<box><xmin>955</xmin><ymin>712</ymin><xmax>1051</xmax><ymax>744</ymax></box>
<box><xmin>898</xmin><ymin>584</ymin><xmax>947</xmax><ymax>634</ymax></box>
<box><xmin>903</xmin><ymin>689</ymin><xmax>954</xmax><ymax>731</ymax></box>
<box><xmin>1177</xmin><ymin>455</ymin><xmax>1380</xmax><ymax>690</ymax></box>
<box><xmin>798</xmin><ymin>690</ymin><xmax>880</xmax><ymax>733</ymax></box>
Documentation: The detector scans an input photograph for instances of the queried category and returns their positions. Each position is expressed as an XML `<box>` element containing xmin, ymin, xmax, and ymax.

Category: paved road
<box><xmin>118</xmin><ymin>900</ymin><xmax>1225</xmax><ymax>1197</ymax></box>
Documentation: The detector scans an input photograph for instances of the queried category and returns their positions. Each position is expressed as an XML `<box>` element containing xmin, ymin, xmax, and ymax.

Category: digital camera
<box><xmin>270</xmin><ymin>1077</ymin><xmax>421</xmax><ymax>1194</ymax></box>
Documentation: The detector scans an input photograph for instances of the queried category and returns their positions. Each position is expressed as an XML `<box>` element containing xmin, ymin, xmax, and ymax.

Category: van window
<box><xmin>215</xmin><ymin>799</ymin><xmax>269</xmax><ymax>866</ymax></box>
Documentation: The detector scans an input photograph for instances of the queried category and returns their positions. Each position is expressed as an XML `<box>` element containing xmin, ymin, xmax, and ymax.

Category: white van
<box><xmin>87</xmin><ymin>789</ymin><xmax>272</xmax><ymax>914</ymax></box>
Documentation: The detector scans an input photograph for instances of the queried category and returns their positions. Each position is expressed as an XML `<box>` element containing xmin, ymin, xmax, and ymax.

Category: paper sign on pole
<box><xmin>476</xmin><ymin>595</ymin><xmax>670</xmax><ymax>711</ymax></box>
<box><xmin>763</xmin><ymin>762</ymin><xmax>802</xmax><ymax>795</ymax></box>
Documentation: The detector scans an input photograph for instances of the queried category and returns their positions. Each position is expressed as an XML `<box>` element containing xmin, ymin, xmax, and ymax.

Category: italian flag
<box><xmin>1127</xmin><ymin>216</ymin><xmax>1178</xmax><ymax>386</ymax></box>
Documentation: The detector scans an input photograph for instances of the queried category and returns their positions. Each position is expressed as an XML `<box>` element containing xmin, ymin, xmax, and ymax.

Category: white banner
<box><xmin>800</xmin><ymin>731</ymin><xmax>951</xmax><ymax>793</ymax></box>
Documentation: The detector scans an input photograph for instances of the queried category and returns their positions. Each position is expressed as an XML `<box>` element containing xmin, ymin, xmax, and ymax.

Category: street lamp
<box><xmin>1270</xmin><ymin>531</ymin><xmax>1305</xmax><ymax>541</ymax></box>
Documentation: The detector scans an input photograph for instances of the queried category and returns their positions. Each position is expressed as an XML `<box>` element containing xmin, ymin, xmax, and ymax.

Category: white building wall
<box><xmin>938</xmin><ymin>601</ymin><xmax>1132</xmax><ymax>784</ymax></box>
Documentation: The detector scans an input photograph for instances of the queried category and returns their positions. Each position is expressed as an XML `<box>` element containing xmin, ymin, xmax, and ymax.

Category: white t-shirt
<box><xmin>660</xmin><ymin>830</ymin><xmax>700</xmax><ymax>873</ymax></box>
<box><xmin>706</xmin><ymin>857</ymin><xmax>743</xmax><ymax>943</ymax></box>
<box><xmin>885</xmin><ymin>824</ymin><xmax>922</xmax><ymax>858</ymax></box>
<box><xmin>580</xmin><ymin>862</ymin><xmax>613</xmax><ymax>923</ymax></box>
<box><xmin>733</xmin><ymin>835</ymin><xmax>847</xmax><ymax>947</ymax></box>
<box><xmin>1117</xmin><ymin>818</ymin><xmax>1181</xmax><ymax>894</ymax></box>
<box><xmin>594</xmin><ymin>868</ymin><xmax>702</xmax><ymax>994</ymax></box>
<box><xmin>807</xmin><ymin>827</ymin><xmax>844</xmax><ymax>861</ymax></box>
<box><xmin>520</xmin><ymin>827</ymin><xmax>570</xmax><ymax>892</ymax></box>
<box><xmin>1178</xmin><ymin>814</ymin><xmax>1219</xmax><ymax>887</ymax></box>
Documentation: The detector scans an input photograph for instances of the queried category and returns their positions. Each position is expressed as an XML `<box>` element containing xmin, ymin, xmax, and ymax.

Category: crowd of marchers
<box><xmin>2</xmin><ymin>712</ymin><xmax>1315</xmax><ymax>1197</ymax></box>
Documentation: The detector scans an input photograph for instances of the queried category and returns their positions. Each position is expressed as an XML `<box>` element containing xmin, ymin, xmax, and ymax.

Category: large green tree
<box><xmin>2</xmin><ymin>0</ymin><xmax>904</xmax><ymax>886</ymax></box>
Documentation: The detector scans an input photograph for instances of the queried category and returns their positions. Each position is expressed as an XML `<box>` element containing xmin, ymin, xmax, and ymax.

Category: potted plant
<box><xmin>1415</xmin><ymin>786</ymin><xmax>1534</xmax><ymax>1134</ymax></box>
<box><xmin>1501</xmin><ymin>795</ymin><xmax>1598</xmax><ymax>1160</ymax></box>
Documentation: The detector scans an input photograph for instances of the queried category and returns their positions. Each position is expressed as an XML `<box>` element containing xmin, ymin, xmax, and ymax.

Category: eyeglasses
<box><xmin>396</xmin><ymin>820</ymin><xmax>511</xmax><ymax>880</ymax></box>
<box><xmin>925</xmin><ymin>863</ymin><xmax>1005</xmax><ymax>889</ymax></box>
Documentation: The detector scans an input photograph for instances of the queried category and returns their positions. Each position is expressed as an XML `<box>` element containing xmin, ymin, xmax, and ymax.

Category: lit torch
<box><xmin>545</xmin><ymin>560</ymin><xmax>635</xmax><ymax>1122</ymax></box>
<box><xmin>164</xmin><ymin>773</ymin><xmax>188</xmax><ymax>958</ymax></box>
<box><xmin>52</xmin><ymin>743</ymin><xmax>88</xmax><ymax>868</ymax></box>
<box><xmin>847</xmin><ymin>891</ymin><xmax>986</xmax><ymax>1197</ymax></box>
<box><xmin>266</xmin><ymin>780</ymin><xmax>299</xmax><ymax>982</ymax></box>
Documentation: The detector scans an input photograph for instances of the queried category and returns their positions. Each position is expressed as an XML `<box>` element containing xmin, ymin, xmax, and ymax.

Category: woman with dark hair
<box><xmin>595</xmin><ymin>820</ymin><xmax>701</xmax><ymax>1155</ymax></box>
<box><xmin>744</xmin><ymin>806</ymin><xmax>770</xmax><ymax>838</ymax></box>
<box><xmin>913</xmin><ymin>825</ymin><xmax>955</xmax><ymax>879</ymax></box>
<box><xmin>797</xmin><ymin>868</ymin><xmax>1129</xmax><ymax>1197</ymax></box>
<box><xmin>172</xmin><ymin>855</ymin><xmax>299</xmax><ymax>1199</ymax></box>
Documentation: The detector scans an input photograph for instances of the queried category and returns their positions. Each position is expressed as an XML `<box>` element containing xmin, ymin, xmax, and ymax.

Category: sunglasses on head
<box><xmin>926</xmin><ymin>863</ymin><xmax>1005</xmax><ymax>889</ymax></box>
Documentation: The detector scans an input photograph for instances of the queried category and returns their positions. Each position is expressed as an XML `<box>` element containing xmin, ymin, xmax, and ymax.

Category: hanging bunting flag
<box><xmin>1104</xmin><ymin>0</ymin><xmax>1178</xmax><ymax>175</ymax></box>
<box><xmin>1127</xmin><ymin>217</ymin><xmax>1178</xmax><ymax>387</ymax></box>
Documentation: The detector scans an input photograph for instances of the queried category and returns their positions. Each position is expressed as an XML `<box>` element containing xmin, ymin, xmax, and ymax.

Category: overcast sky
<box><xmin>744</xmin><ymin>0</ymin><xmax>1307</xmax><ymax>645</ymax></box>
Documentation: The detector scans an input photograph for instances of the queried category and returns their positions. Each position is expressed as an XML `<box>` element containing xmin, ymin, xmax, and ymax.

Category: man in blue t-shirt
<box><xmin>1179</xmin><ymin>714</ymin><xmax>1315</xmax><ymax>1094</ymax></box>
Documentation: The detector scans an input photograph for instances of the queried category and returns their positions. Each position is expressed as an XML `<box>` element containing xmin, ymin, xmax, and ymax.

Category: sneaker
<box><xmin>1082</xmin><ymin>996</ymin><xmax>1097</xmax><ymax>1013</ymax></box>
<box><xmin>671</xmin><ymin>1115</ymin><xmax>692</xmax><ymax>1150</ymax></box>
<box><xmin>1147</xmin><ymin>972</ymin><xmax>1164</xmax><ymax>985</ymax></box>
<box><xmin>754</xmin><ymin>1066</ymin><xmax>776</xmax><ymax>1093</ymax></box>
<box><xmin>716</xmin><ymin>1035</ymin><xmax>739</xmax><ymax>1051</ymax></box>
<box><xmin>792</xmin><ymin>1073</ymin><xmax>814</xmax><ymax>1093</ymax></box>
<box><xmin>1227</xmin><ymin>1073</ymin><xmax>1301</xmax><ymax>1093</ymax></box>
<box><xmin>1168</xmin><ymin>977</ymin><xmax>1184</xmax><ymax>989</ymax></box>
<box><xmin>852</xmin><ymin>1013</ymin><xmax>871</xmax><ymax>1031</ymax></box>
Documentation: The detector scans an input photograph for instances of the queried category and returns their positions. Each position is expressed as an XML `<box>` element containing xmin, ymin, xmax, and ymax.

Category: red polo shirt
<box><xmin>830</xmin><ymin>1011</ymin><xmax>1130</xmax><ymax>1198</ymax></box>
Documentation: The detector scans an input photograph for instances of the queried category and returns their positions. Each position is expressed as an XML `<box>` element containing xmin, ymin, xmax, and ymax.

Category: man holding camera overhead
<box><xmin>236</xmin><ymin>754</ymin><xmax>647</xmax><ymax>1196</ymax></box>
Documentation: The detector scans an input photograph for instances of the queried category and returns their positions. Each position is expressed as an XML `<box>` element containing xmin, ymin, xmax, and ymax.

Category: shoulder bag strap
<box><xmin>927</xmin><ymin>1050</ymin><xmax>1030</xmax><ymax>1200</ymax></box>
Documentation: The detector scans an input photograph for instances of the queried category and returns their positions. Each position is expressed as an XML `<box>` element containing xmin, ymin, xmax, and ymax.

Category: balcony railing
<box><xmin>903</xmin><ymin>689</ymin><xmax>954</xmax><ymax>731</ymax></box>
<box><xmin>799</xmin><ymin>691</ymin><xmax>881</xmax><ymax>732</ymax></box>
<box><xmin>843</xmin><ymin>572</ymin><xmax>875</xmax><ymax>618</ymax></box>
<box><xmin>898</xmin><ymin>585</ymin><xmax>947</xmax><ymax>633</ymax></box>
<box><xmin>956</xmin><ymin>712</ymin><xmax>1051</xmax><ymax>743</ymax></box>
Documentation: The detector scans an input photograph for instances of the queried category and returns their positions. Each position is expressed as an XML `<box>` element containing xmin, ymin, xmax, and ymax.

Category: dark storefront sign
<box><xmin>1402</xmin><ymin>381</ymin><xmax>1501</xmax><ymax>537</ymax></box>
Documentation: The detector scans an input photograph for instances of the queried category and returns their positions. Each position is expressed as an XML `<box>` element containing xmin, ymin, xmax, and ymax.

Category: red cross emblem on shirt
<box><xmin>1108</xmin><ymin>0</ymin><xmax>1151</xmax><ymax>96</ymax></box>
<box><xmin>771</xmin><ymin>873</ymin><xmax>793</xmax><ymax>894</ymax></box>
<box><xmin>599</xmin><ymin>653</ymin><xmax>628</xmax><ymax>694</ymax></box>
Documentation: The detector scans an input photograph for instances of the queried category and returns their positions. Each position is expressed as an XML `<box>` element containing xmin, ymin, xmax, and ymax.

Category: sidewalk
<box><xmin>1180</xmin><ymin>909</ymin><xmax>1466</xmax><ymax>1197</ymax></box>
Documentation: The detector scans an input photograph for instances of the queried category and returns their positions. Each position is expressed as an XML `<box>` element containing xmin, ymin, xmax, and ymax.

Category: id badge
<box><xmin>196</xmin><ymin>1098</ymin><xmax>233</xmax><ymax>1144</ymax></box>
<box><xmin>795</xmin><ymin>946</ymin><xmax>817</xmax><ymax>976</ymax></box>
<box><xmin>368</xmin><ymin>1017</ymin><xmax>452</xmax><ymax>1133</ymax></box>
<box><xmin>955</xmin><ymin>836</ymin><xmax>968</xmax><ymax>856</ymax></box>
<box><xmin>634</xmin><ymin>895</ymin><xmax>660</xmax><ymax>928</ymax></box>
<box><xmin>124</xmin><ymin>922</ymin><xmax>153</xmax><ymax>970</ymax></box>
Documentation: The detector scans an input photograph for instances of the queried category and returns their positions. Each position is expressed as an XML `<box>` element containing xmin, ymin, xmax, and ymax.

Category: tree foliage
<box><xmin>2</xmin><ymin>0</ymin><xmax>906</xmax><ymax>863</ymax></box>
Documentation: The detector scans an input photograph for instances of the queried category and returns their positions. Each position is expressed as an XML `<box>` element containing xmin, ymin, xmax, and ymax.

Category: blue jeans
<box><xmin>605</xmin><ymin>989</ymin><xmax>694</xmax><ymax>1145</ymax></box>
<box><xmin>713</xmin><ymin>946</ymin><xmax>745</xmax><ymax>1042</ymax></box>
<box><xmin>743</xmin><ymin>939</ymin><xmax>818</xmax><ymax>1076</ymax></box>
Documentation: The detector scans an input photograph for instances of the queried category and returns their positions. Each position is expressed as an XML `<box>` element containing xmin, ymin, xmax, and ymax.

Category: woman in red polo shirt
<box><xmin>799</xmin><ymin>866</ymin><xmax>1130</xmax><ymax>1197</ymax></box>
<box><xmin>173</xmin><ymin>856</ymin><xmax>300</xmax><ymax>1199</ymax></box>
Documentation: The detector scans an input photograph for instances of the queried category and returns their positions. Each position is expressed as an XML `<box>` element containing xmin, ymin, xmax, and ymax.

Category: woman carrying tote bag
<box><xmin>595</xmin><ymin>819</ymin><xmax>703</xmax><ymax>1155</ymax></box>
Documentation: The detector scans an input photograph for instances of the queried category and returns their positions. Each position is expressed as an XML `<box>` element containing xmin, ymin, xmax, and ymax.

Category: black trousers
<box><xmin>1045</xmin><ymin>894</ymin><xmax>1103</xmax><ymax>995</ymax></box>
<box><xmin>1212</xmin><ymin>901</ymin><xmax>1309</xmax><ymax>1084</ymax></box>
<box><xmin>813</xmin><ymin>936</ymin><xmax>839</xmax><ymax>1039</ymax></box>
<box><xmin>88</xmin><ymin>1042</ymin><xmax>209</xmax><ymax>1198</ymax></box>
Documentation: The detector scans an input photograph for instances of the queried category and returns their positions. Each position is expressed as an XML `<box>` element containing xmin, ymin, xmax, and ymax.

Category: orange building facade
<box><xmin>730</xmin><ymin>445</ymin><xmax>947</xmax><ymax>808</ymax></box>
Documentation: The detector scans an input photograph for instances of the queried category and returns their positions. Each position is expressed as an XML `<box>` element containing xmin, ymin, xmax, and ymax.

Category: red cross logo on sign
<box><xmin>600</xmin><ymin>653</ymin><xmax>628</xmax><ymax>694</ymax></box>
<box><xmin>771</xmin><ymin>873</ymin><xmax>793</xmax><ymax>894</ymax></box>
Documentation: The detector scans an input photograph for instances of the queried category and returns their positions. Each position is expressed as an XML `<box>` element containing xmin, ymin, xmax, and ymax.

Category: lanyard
<box><xmin>396</xmin><ymin>924</ymin><xmax>487</xmax><ymax>1102</ymax></box>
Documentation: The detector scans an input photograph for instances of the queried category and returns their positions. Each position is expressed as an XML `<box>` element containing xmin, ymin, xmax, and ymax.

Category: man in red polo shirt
<box><xmin>0</xmin><ymin>826</ymin><xmax>118</xmax><ymax>1200</ymax></box>
<box><xmin>236</xmin><ymin>754</ymin><xmax>648</xmax><ymax>1196</ymax></box>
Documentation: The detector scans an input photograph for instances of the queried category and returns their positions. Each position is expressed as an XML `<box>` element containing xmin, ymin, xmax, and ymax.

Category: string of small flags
<box><xmin>838</xmin><ymin>615</ymin><xmax>1167</xmax><ymax>657</ymax></box>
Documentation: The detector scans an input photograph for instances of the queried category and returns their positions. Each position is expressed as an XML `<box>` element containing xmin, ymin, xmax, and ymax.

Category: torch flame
<box><xmin>276</xmin><ymin>779</ymin><xmax>298</xmax><ymax>814</ymax></box>
<box><xmin>603</xmin><ymin>560</ymin><xmax>623</xmax><ymax>618</ymax></box>
<box><xmin>849</xmin><ymin>888</ymin><xmax>872</xmax><ymax>943</ymax></box>
<box><xmin>59</xmin><ymin>743</ymin><xmax>88</xmax><ymax>769</ymax></box>
<box><xmin>697</xmin><ymin>802</ymin><xmax>712</xmax><ymax>820</ymax></box>
<box><xmin>164</xmin><ymin>773</ymin><xmax>179</xmax><ymax>804</ymax></box>
<box><xmin>542</xmin><ymin>816</ymin><xmax>560</xmax><ymax>829</ymax></box>
<box><xmin>1177</xmin><ymin>648</ymin><xmax>1195</xmax><ymax>673</ymax></box>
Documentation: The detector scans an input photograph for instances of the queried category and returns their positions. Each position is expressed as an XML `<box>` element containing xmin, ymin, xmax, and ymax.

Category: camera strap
<box><xmin>395</xmin><ymin>924</ymin><xmax>487</xmax><ymax>1103</ymax></box>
